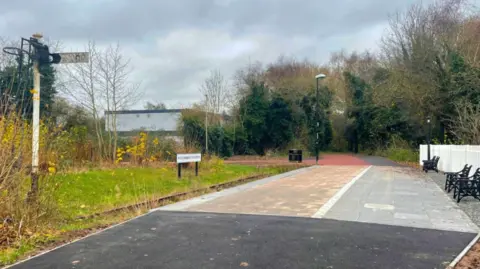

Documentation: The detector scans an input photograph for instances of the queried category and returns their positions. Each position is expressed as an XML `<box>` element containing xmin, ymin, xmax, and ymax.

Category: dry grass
<box><xmin>0</xmin><ymin>159</ymin><xmax>290</xmax><ymax>266</ymax></box>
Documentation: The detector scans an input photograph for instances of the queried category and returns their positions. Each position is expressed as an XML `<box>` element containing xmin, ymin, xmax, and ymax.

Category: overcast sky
<box><xmin>0</xmin><ymin>0</ymin><xmax>435</xmax><ymax>109</ymax></box>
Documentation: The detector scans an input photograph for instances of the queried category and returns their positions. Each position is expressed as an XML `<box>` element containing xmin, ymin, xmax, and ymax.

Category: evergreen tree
<box><xmin>239</xmin><ymin>81</ymin><xmax>269</xmax><ymax>155</ymax></box>
<box><xmin>299</xmin><ymin>86</ymin><xmax>333</xmax><ymax>154</ymax></box>
<box><xmin>265</xmin><ymin>95</ymin><xmax>294</xmax><ymax>149</ymax></box>
<box><xmin>0</xmin><ymin>63</ymin><xmax>57</xmax><ymax>117</ymax></box>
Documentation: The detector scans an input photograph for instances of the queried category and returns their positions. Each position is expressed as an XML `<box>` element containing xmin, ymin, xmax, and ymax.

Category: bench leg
<box><xmin>453</xmin><ymin>182</ymin><xmax>458</xmax><ymax>199</ymax></box>
<box><xmin>448</xmin><ymin>180</ymin><xmax>456</xmax><ymax>193</ymax></box>
<box><xmin>456</xmin><ymin>181</ymin><xmax>474</xmax><ymax>203</ymax></box>
<box><xmin>475</xmin><ymin>186</ymin><xmax>480</xmax><ymax>201</ymax></box>
<box><xmin>456</xmin><ymin>181</ymin><xmax>463</xmax><ymax>203</ymax></box>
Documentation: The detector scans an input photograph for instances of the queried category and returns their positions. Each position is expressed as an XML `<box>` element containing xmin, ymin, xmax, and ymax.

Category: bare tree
<box><xmin>450</xmin><ymin>99</ymin><xmax>480</xmax><ymax>144</ymax></box>
<box><xmin>199</xmin><ymin>70</ymin><xmax>229</xmax><ymax>154</ymax></box>
<box><xmin>98</xmin><ymin>42</ymin><xmax>143</xmax><ymax>161</ymax></box>
<box><xmin>144</xmin><ymin>101</ymin><xmax>167</xmax><ymax>110</ymax></box>
<box><xmin>233</xmin><ymin>61</ymin><xmax>264</xmax><ymax>98</ymax></box>
<box><xmin>200</xmin><ymin>70</ymin><xmax>229</xmax><ymax>116</ymax></box>
<box><xmin>377</xmin><ymin>0</ymin><xmax>474</xmax><ymax>140</ymax></box>
<box><xmin>0</xmin><ymin>37</ymin><xmax>17</xmax><ymax>70</ymax></box>
<box><xmin>59</xmin><ymin>40</ymin><xmax>105</xmax><ymax>158</ymax></box>
<box><xmin>232</xmin><ymin>61</ymin><xmax>265</xmax><ymax>130</ymax></box>
<box><xmin>60</xmin><ymin>41</ymin><xmax>142</xmax><ymax>160</ymax></box>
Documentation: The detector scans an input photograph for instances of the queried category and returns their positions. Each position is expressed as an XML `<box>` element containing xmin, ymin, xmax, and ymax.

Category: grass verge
<box><xmin>54</xmin><ymin>163</ymin><xmax>278</xmax><ymax>218</ymax></box>
<box><xmin>0</xmin><ymin>163</ymin><xmax>294</xmax><ymax>266</ymax></box>
<box><xmin>373</xmin><ymin>147</ymin><xmax>419</xmax><ymax>167</ymax></box>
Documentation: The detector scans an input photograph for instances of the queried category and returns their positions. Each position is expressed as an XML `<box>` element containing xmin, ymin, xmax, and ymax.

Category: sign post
<box><xmin>2</xmin><ymin>33</ymin><xmax>90</xmax><ymax>201</ymax></box>
<box><xmin>30</xmin><ymin>50</ymin><xmax>41</xmax><ymax>195</ymax></box>
<box><xmin>176</xmin><ymin>153</ymin><xmax>201</xmax><ymax>179</ymax></box>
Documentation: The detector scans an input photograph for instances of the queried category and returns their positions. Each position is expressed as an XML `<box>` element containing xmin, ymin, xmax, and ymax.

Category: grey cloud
<box><xmin>1</xmin><ymin>0</ymin><xmax>435</xmax><ymax>109</ymax></box>
<box><xmin>1</xmin><ymin>0</ymin><xmax>431</xmax><ymax>41</ymax></box>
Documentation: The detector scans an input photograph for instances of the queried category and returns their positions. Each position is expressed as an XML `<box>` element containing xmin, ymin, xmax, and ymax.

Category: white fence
<box><xmin>419</xmin><ymin>145</ymin><xmax>480</xmax><ymax>175</ymax></box>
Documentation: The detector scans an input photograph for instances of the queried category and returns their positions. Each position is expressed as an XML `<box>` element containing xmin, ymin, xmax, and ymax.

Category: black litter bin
<box><xmin>288</xmin><ymin>149</ymin><xmax>303</xmax><ymax>163</ymax></box>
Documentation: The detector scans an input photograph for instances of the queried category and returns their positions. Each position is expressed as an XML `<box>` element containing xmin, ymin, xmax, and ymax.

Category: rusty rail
<box><xmin>76</xmin><ymin>173</ymin><xmax>274</xmax><ymax>220</ymax></box>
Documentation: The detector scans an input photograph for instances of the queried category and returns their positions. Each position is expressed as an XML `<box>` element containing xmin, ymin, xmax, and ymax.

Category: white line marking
<box><xmin>447</xmin><ymin>233</ymin><xmax>480</xmax><ymax>269</ymax></box>
<box><xmin>365</xmin><ymin>203</ymin><xmax>395</xmax><ymax>211</ymax></box>
<box><xmin>312</xmin><ymin>165</ymin><xmax>372</xmax><ymax>218</ymax></box>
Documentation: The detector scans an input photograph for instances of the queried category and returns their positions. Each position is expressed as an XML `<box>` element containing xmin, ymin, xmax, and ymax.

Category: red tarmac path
<box><xmin>225</xmin><ymin>153</ymin><xmax>370</xmax><ymax>166</ymax></box>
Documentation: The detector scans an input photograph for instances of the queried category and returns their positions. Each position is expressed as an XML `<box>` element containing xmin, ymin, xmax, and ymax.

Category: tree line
<box><xmin>185</xmin><ymin>0</ymin><xmax>480</xmax><ymax>157</ymax></box>
<box><xmin>1</xmin><ymin>0</ymin><xmax>478</xmax><ymax>161</ymax></box>
<box><xmin>184</xmin><ymin>64</ymin><xmax>333</xmax><ymax>157</ymax></box>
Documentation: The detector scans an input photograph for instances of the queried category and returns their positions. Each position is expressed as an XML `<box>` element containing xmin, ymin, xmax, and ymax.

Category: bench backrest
<box><xmin>462</xmin><ymin>165</ymin><xmax>473</xmax><ymax>177</ymax></box>
<box><xmin>473</xmin><ymin>168</ymin><xmax>480</xmax><ymax>179</ymax></box>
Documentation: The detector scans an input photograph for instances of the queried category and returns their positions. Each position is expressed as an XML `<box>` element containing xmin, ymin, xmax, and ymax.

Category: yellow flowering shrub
<box><xmin>115</xmin><ymin>132</ymin><xmax>178</xmax><ymax>165</ymax></box>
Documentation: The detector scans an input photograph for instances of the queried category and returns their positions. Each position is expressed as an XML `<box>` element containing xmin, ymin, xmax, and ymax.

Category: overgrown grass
<box><xmin>1</xmin><ymin>163</ymin><xmax>289</xmax><ymax>266</ymax></box>
<box><xmin>53</xmin><ymin>164</ymin><xmax>276</xmax><ymax>218</ymax></box>
<box><xmin>0</xmin><ymin>234</ymin><xmax>57</xmax><ymax>265</ymax></box>
<box><xmin>375</xmin><ymin>147</ymin><xmax>419</xmax><ymax>163</ymax></box>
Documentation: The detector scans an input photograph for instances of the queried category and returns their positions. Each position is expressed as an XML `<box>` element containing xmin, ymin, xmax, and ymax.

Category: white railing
<box><xmin>419</xmin><ymin>145</ymin><xmax>480</xmax><ymax>175</ymax></box>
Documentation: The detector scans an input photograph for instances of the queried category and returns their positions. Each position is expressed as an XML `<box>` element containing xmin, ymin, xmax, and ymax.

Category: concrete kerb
<box><xmin>312</xmin><ymin>165</ymin><xmax>372</xmax><ymax>218</ymax></box>
<box><xmin>447</xmin><ymin>232</ymin><xmax>480</xmax><ymax>269</ymax></box>
<box><xmin>150</xmin><ymin>165</ymin><xmax>318</xmax><ymax>212</ymax></box>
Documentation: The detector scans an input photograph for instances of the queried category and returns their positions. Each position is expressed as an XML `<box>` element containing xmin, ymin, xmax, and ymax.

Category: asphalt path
<box><xmin>357</xmin><ymin>155</ymin><xmax>403</xmax><ymax>166</ymax></box>
<box><xmin>11</xmin><ymin>211</ymin><xmax>476</xmax><ymax>269</ymax></box>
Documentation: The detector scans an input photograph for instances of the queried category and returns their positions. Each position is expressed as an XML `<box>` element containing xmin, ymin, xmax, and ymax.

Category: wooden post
<box><xmin>195</xmin><ymin>162</ymin><xmax>199</xmax><ymax>176</ymax></box>
<box><xmin>177</xmin><ymin>163</ymin><xmax>181</xmax><ymax>179</ymax></box>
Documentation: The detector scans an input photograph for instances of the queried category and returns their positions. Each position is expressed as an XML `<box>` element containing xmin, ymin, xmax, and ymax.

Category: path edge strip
<box><xmin>447</xmin><ymin>232</ymin><xmax>480</xmax><ymax>269</ymax></box>
<box><xmin>312</xmin><ymin>165</ymin><xmax>372</xmax><ymax>218</ymax></box>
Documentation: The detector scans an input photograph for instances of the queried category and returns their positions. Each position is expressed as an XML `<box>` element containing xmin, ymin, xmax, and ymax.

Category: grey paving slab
<box><xmin>429</xmin><ymin>171</ymin><xmax>480</xmax><ymax>228</ymax></box>
<box><xmin>323</xmin><ymin>166</ymin><xmax>479</xmax><ymax>233</ymax></box>
<box><xmin>357</xmin><ymin>155</ymin><xmax>403</xmax><ymax>166</ymax></box>
<box><xmin>10</xmin><ymin>211</ymin><xmax>477</xmax><ymax>269</ymax></box>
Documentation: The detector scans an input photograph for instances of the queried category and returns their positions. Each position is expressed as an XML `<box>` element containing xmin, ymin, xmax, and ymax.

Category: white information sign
<box><xmin>58</xmin><ymin>52</ymin><xmax>89</xmax><ymax>63</ymax></box>
<box><xmin>176</xmin><ymin>153</ymin><xmax>201</xmax><ymax>163</ymax></box>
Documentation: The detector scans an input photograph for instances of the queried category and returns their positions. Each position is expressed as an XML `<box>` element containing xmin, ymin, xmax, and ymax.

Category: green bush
<box><xmin>182</xmin><ymin>113</ymin><xmax>237</xmax><ymax>158</ymax></box>
<box><xmin>385</xmin><ymin>148</ymin><xmax>418</xmax><ymax>163</ymax></box>
<box><xmin>369</xmin><ymin>135</ymin><xmax>418</xmax><ymax>163</ymax></box>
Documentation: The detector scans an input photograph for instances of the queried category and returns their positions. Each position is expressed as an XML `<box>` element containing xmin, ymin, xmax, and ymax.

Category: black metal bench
<box><xmin>444</xmin><ymin>164</ymin><xmax>472</xmax><ymax>193</ymax></box>
<box><xmin>422</xmin><ymin>156</ymin><xmax>440</xmax><ymax>173</ymax></box>
<box><xmin>454</xmin><ymin>168</ymin><xmax>480</xmax><ymax>203</ymax></box>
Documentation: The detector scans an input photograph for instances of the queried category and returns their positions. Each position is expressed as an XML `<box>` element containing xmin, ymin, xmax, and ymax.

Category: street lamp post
<box><xmin>315</xmin><ymin>74</ymin><xmax>326</xmax><ymax>165</ymax></box>
<box><xmin>204</xmin><ymin>94</ymin><xmax>209</xmax><ymax>155</ymax></box>
<box><xmin>427</xmin><ymin>117</ymin><xmax>431</xmax><ymax>161</ymax></box>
